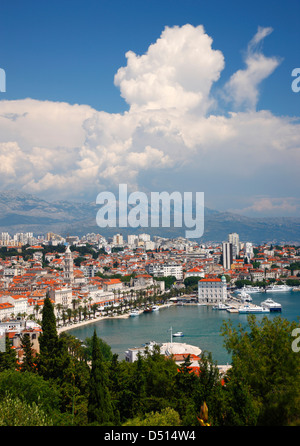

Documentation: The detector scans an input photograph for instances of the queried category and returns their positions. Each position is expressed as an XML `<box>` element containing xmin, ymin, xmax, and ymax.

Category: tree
<box><xmin>20</xmin><ymin>333</ymin><xmax>36</xmax><ymax>373</ymax></box>
<box><xmin>87</xmin><ymin>330</ymin><xmax>115</xmax><ymax>425</ymax></box>
<box><xmin>123</xmin><ymin>407</ymin><xmax>181</xmax><ymax>426</ymax></box>
<box><xmin>38</xmin><ymin>295</ymin><xmax>70</xmax><ymax>381</ymax></box>
<box><xmin>0</xmin><ymin>393</ymin><xmax>53</xmax><ymax>426</ymax></box>
<box><xmin>221</xmin><ymin>315</ymin><xmax>300</xmax><ymax>425</ymax></box>
<box><xmin>0</xmin><ymin>336</ymin><xmax>17</xmax><ymax>372</ymax></box>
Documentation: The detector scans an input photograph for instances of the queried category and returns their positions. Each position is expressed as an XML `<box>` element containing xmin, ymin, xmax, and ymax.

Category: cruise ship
<box><xmin>265</xmin><ymin>284</ymin><xmax>292</xmax><ymax>293</ymax></box>
<box><xmin>260</xmin><ymin>298</ymin><xmax>282</xmax><ymax>312</ymax></box>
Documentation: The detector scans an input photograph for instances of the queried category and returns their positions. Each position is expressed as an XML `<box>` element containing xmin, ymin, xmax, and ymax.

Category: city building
<box><xmin>198</xmin><ymin>276</ymin><xmax>227</xmax><ymax>304</ymax></box>
<box><xmin>222</xmin><ymin>242</ymin><xmax>233</xmax><ymax>270</ymax></box>
<box><xmin>228</xmin><ymin>233</ymin><xmax>240</xmax><ymax>258</ymax></box>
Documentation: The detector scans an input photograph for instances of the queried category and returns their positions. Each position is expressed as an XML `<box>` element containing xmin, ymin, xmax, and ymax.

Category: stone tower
<box><xmin>63</xmin><ymin>244</ymin><xmax>74</xmax><ymax>284</ymax></box>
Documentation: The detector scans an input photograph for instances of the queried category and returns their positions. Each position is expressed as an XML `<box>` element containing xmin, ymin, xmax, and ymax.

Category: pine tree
<box><xmin>87</xmin><ymin>330</ymin><xmax>114</xmax><ymax>425</ymax></box>
<box><xmin>20</xmin><ymin>333</ymin><xmax>36</xmax><ymax>373</ymax></box>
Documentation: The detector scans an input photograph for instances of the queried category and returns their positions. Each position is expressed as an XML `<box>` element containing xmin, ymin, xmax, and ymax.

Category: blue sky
<box><xmin>1</xmin><ymin>0</ymin><xmax>299</xmax><ymax>114</ymax></box>
<box><xmin>0</xmin><ymin>0</ymin><xmax>299</xmax><ymax>217</ymax></box>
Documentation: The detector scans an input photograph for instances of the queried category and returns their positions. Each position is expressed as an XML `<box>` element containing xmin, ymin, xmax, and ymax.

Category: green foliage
<box><xmin>38</xmin><ymin>295</ymin><xmax>71</xmax><ymax>381</ymax></box>
<box><xmin>123</xmin><ymin>407</ymin><xmax>181</xmax><ymax>426</ymax></box>
<box><xmin>0</xmin><ymin>392</ymin><xmax>53</xmax><ymax>426</ymax></box>
<box><xmin>84</xmin><ymin>335</ymin><xmax>113</xmax><ymax>362</ymax></box>
<box><xmin>87</xmin><ymin>330</ymin><xmax>115</xmax><ymax>425</ymax></box>
<box><xmin>2</xmin><ymin>291</ymin><xmax>299</xmax><ymax>426</ymax></box>
<box><xmin>0</xmin><ymin>336</ymin><xmax>17</xmax><ymax>372</ymax></box>
<box><xmin>153</xmin><ymin>276</ymin><xmax>177</xmax><ymax>289</ymax></box>
<box><xmin>0</xmin><ymin>370</ymin><xmax>61</xmax><ymax>417</ymax></box>
<box><xmin>221</xmin><ymin>315</ymin><xmax>300</xmax><ymax>425</ymax></box>
<box><xmin>20</xmin><ymin>333</ymin><xmax>36</xmax><ymax>372</ymax></box>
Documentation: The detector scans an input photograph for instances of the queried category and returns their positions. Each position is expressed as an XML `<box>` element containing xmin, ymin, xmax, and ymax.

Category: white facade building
<box><xmin>147</xmin><ymin>263</ymin><xmax>183</xmax><ymax>280</ymax></box>
<box><xmin>198</xmin><ymin>276</ymin><xmax>227</xmax><ymax>304</ymax></box>
<box><xmin>49</xmin><ymin>287</ymin><xmax>73</xmax><ymax>308</ymax></box>
<box><xmin>228</xmin><ymin>233</ymin><xmax>240</xmax><ymax>258</ymax></box>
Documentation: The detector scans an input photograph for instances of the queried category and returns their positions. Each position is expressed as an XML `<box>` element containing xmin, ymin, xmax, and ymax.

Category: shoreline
<box><xmin>57</xmin><ymin>303</ymin><xmax>173</xmax><ymax>335</ymax></box>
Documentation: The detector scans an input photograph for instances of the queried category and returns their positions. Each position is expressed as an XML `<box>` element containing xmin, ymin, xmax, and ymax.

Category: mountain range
<box><xmin>0</xmin><ymin>190</ymin><xmax>299</xmax><ymax>244</ymax></box>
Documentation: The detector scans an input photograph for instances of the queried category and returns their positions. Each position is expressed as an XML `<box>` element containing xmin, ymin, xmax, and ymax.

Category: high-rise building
<box><xmin>228</xmin><ymin>233</ymin><xmax>240</xmax><ymax>258</ymax></box>
<box><xmin>222</xmin><ymin>242</ymin><xmax>233</xmax><ymax>270</ymax></box>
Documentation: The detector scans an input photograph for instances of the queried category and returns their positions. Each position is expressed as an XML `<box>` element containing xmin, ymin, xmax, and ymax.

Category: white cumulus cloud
<box><xmin>0</xmin><ymin>24</ymin><xmax>298</xmax><ymax>216</ymax></box>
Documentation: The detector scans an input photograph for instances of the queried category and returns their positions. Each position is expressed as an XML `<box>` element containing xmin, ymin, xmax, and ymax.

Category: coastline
<box><xmin>57</xmin><ymin>303</ymin><xmax>173</xmax><ymax>335</ymax></box>
<box><xmin>57</xmin><ymin>312</ymin><xmax>130</xmax><ymax>335</ymax></box>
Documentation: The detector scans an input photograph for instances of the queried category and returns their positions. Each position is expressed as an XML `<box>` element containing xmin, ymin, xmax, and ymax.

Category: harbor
<box><xmin>68</xmin><ymin>288</ymin><xmax>300</xmax><ymax>365</ymax></box>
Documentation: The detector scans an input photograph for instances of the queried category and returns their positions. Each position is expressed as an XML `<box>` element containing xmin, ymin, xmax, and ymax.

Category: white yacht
<box><xmin>152</xmin><ymin>305</ymin><xmax>160</xmax><ymax>311</ymax></box>
<box><xmin>212</xmin><ymin>303</ymin><xmax>231</xmax><ymax>310</ymax></box>
<box><xmin>173</xmin><ymin>332</ymin><xmax>184</xmax><ymax>337</ymax></box>
<box><xmin>130</xmin><ymin>309</ymin><xmax>140</xmax><ymax>317</ymax></box>
<box><xmin>260</xmin><ymin>298</ymin><xmax>282</xmax><ymax>312</ymax></box>
<box><xmin>237</xmin><ymin>289</ymin><xmax>252</xmax><ymax>302</ymax></box>
<box><xmin>238</xmin><ymin>304</ymin><xmax>270</xmax><ymax>314</ymax></box>
<box><xmin>242</xmin><ymin>285</ymin><xmax>263</xmax><ymax>293</ymax></box>
<box><xmin>265</xmin><ymin>284</ymin><xmax>292</xmax><ymax>293</ymax></box>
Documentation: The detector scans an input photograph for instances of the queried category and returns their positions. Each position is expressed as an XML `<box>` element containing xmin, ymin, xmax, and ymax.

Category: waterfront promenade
<box><xmin>57</xmin><ymin>303</ymin><xmax>173</xmax><ymax>335</ymax></box>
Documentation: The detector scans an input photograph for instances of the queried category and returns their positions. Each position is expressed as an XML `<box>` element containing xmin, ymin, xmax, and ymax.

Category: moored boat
<box><xmin>212</xmin><ymin>303</ymin><xmax>231</xmax><ymax>310</ymax></box>
<box><xmin>260</xmin><ymin>298</ymin><xmax>282</xmax><ymax>312</ymax></box>
<box><xmin>237</xmin><ymin>289</ymin><xmax>252</xmax><ymax>302</ymax></box>
<box><xmin>143</xmin><ymin>307</ymin><xmax>152</xmax><ymax>313</ymax></box>
<box><xmin>130</xmin><ymin>309</ymin><xmax>140</xmax><ymax>317</ymax></box>
<box><xmin>238</xmin><ymin>304</ymin><xmax>270</xmax><ymax>314</ymax></box>
<box><xmin>265</xmin><ymin>284</ymin><xmax>292</xmax><ymax>292</ymax></box>
<box><xmin>173</xmin><ymin>331</ymin><xmax>184</xmax><ymax>337</ymax></box>
<box><xmin>152</xmin><ymin>305</ymin><xmax>160</xmax><ymax>311</ymax></box>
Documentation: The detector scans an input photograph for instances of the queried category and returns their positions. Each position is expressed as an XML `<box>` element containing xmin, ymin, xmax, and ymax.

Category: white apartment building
<box><xmin>0</xmin><ymin>295</ymin><xmax>28</xmax><ymax>316</ymax></box>
<box><xmin>113</xmin><ymin>234</ymin><xmax>124</xmax><ymax>246</ymax></box>
<box><xmin>185</xmin><ymin>267</ymin><xmax>205</xmax><ymax>279</ymax></box>
<box><xmin>198</xmin><ymin>276</ymin><xmax>227</xmax><ymax>304</ymax></box>
<box><xmin>147</xmin><ymin>263</ymin><xmax>183</xmax><ymax>280</ymax></box>
<box><xmin>228</xmin><ymin>233</ymin><xmax>240</xmax><ymax>258</ymax></box>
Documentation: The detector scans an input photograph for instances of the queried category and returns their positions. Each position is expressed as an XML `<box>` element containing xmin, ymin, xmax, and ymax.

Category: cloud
<box><xmin>224</xmin><ymin>26</ymin><xmax>281</xmax><ymax>110</ymax></box>
<box><xmin>114</xmin><ymin>24</ymin><xmax>224</xmax><ymax>115</ymax></box>
<box><xmin>0</xmin><ymin>24</ymin><xmax>298</xmax><ymax>216</ymax></box>
<box><xmin>234</xmin><ymin>197</ymin><xmax>300</xmax><ymax>216</ymax></box>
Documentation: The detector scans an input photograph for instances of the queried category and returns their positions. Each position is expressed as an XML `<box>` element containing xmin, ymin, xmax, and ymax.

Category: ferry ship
<box><xmin>260</xmin><ymin>298</ymin><xmax>282</xmax><ymax>312</ymax></box>
<box><xmin>265</xmin><ymin>284</ymin><xmax>292</xmax><ymax>293</ymax></box>
<box><xmin>238</xmin><ymin>304</ymin><xmax>270</xmax><ymax>314</ymax></box>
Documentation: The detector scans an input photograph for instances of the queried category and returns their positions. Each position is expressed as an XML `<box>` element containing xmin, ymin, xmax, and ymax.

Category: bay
<box><xmin>68</xmin><ymin>290</ymin><xmax>300</xmax><ymax>365</ymax></box>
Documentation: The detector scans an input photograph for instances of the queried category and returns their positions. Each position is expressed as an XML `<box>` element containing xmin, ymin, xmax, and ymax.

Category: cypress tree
<box><xmin>38</xmin><ymin>294</ymin><xmax>70</xmax><ymax>381</ymax></box>
<box><xmin>87</xmin><ymin>330</ymin><xmax>114</xmax><ymax>425</ymax></box>
<box><xmin>20</xmin><ymin>333</ymin><xmax>36</xmax><ymax>373</ymax></box>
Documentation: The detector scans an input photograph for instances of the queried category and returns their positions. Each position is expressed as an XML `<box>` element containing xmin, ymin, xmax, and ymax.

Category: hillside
<box><xmin>0</xmin><ymin>190</ymin><xmax>299</xmax><ymax>244</ymax></box>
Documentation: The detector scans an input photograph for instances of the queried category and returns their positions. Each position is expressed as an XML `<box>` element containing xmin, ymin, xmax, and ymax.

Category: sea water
<box><xmin>68</xmin><ymin>291</ymin><xmax>300</xmax><ymax>365</ymax></box>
